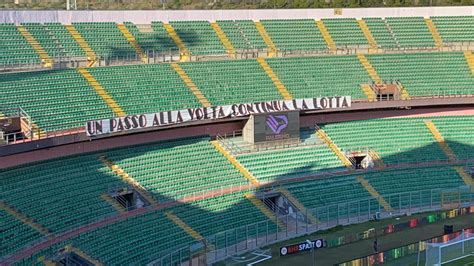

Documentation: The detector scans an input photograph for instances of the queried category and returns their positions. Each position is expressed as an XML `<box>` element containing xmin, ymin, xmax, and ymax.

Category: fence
<box><xmin>151</xmin><ymin>185</ymin><xmax>473</xmax><ymax>266</ymax></box>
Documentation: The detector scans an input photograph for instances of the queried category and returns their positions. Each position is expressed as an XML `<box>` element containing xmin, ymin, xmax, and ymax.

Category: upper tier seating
<box><xmin>385</xmin><ymin>17</ymin><xmax>435</xmax><ymax>48</ymax></box>
<box><xmin>266</xmin><ymin>55</ymin><xmax>369</xmax><ymax>99</ymax></box>
<box><xmin>44</xmin><ymin>22</ymin><xmax>87</xmax><ymax>58</ymax></box>
<box><xmin>0</xmin><ymin>70</ymin><xmax>114</xmax><ymax>132</ymax></box>
<box><xmin>363</xmin><ymin>17</ymin><xmax>398</xmax><ymax>48</ymax></box>
<box><xmin>22</xmin><ymin>23</ymin><xmax>67</xmax><ymax>58</ymax></box>
<box><xmin>216</xmin><ymin>20</ymin><xmax>268</xmax><ymax>51</ymax></box>
<box><xmin>124</xmin><ymin>21</ymin><xmax>178</xmax><ymax>53</ymax></box>
<box><xmin>322</xmin><ymin>18</ymin><xmax>368</xmax><ymax>47</ymax></box>
<box><xmin>1</xmin><ymin>17</ymin><xmax>474</xmax><ymax>67</ymax></box>
<box><xmin>88</xmin><ymin>63</ymin><xmax>202</xmax><ymax>115</ymax></box>
<box><xmin>432</xmin><ymin>16</ymin><xmax>474</xmax><ymax>43</ymax></box>
<box><xmin>169</xmin><ymin>21</ymin><xmax>226</xmax><ymax>55</ymax></box>
<box><xmin>179</xmin><ymin>59</ymin><xmax>283</xmax><ymax>106</ymax></box>
<box><xmin>367</xmin><ymin>52</ymin><xmax>474</xmax><ymax>96</ymax></box>
<box><xmin>73</xmin><ymin>22</ymin><xmax>137</xmax><ymax>59</ymax></box>
<box><xmin>0</xmin><ymin>24</ymin><xmax>41</xmax><ymax>65</ymax></box>
<box><xmin>260</xmin><ymin>19</ymin><xmax>327</xmax><ymax>51</ymax></box>
<box><xmin>320</xmin><ymin>117</ymin><xmax>449</xmax><ymax>165</ymax></box>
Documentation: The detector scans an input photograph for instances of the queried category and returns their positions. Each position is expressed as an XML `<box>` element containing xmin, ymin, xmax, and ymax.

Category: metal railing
<box><xmin>150</xmin><ymin>185</ymin><xmax>473</xmax><ymax>266</ymax></box>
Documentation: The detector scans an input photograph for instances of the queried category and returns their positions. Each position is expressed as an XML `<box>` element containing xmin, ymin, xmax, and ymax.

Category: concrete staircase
<box><xmin>464</xmin><ymin>51</ymin><xmax>474</xmax><ymax>76</ymax></box>
<box><xmin>424</xmin><ymin>18</ymin><xmax>443</xmax><ymax>49</ymax></box>
<box><xmin>254</xmin><ymin>21</ymin><xmax>277</xmax><ymax>57</ymax></box>
<box><xmin>244</xmin><ymin>193</ymin><xmax>286</xmax><ymax>229</ymax></box>
<box><xmin>357</xmin><ymin>53</ymin><xmax>382</xmax><ymax>84</ymax></box>
<box><xmin>64</xmin><ymin>25</ymin><xmax>97</xmax><ymax>67</ymax></box>
<box><xmin>211</xmin><ymin>22</ymin><xmax>236</xmax><ymax>58</ymax></box>
<box><xmin>256</xmin><ymin>57</ymin><xmax>292</xmax><ymax>100</ymax></box>
<box><xmin>357</xmin><ymin>19</ymin><xmax>378</xmax><ymax>50</ymax></box>
<box><xmin>0</xmin><ymin>201</ymin><xmax>53</xmax><ymax>237</ymax></box>
<box><xmin>17</xmin><ymin>25</ymin><xmax>53</xmax><ymax>68</ymax></box>
<box><xmin>356</xmin><ymin>176</ymin><xmax>393</xmax><ymax>212</ymax></box>
<box><xmin>453</xmin><ymin>166</ymin><xmax>474</xmax><ymax>188</ymax></box>
<box><xmin>316</xmin><ymin>20</ymin><xmax>336</xmax><ymax>51</ymax></box>
<box><xmin>211</xmin><ymin>141</ymin><xmax>260</xmax><ymax>187</ymax></box>
<box><xmin>360</xmin><ymin>84</ymin><xmax>377</xmax><ymax>102</ymax></box>
<box><xmin>77</xmin><ymin>68</ymin><xmax>126</xmax><ymax>117</ymax></box>
<box><xmin>368</xmin><ymin>149</ymin><xmax>386</xmax><ymax>169</ymax></box>
<box><xmin>163</xmin><ymin>23</ymin><xmax>189</xmax><ymax>62</ymax></box>
<box><xmin>276</xmin><ymin>188</ymin><xmax>318</xmax><ymax>224</ymax></box>
<box><xmin>315</xmin><ymin>128</ymin><xmax>353</xmax><ymax>169</ymax></box>
<box><xmin>170</xmin><ymin>63</ymin><xmax>211</xmax><ymax>107</ymax></box>
<box><xmin>99</xmin><ymin>155</ymin><xmax>159</xmax><ymax>206</ymax></box>
<box><xmin>117</xmin><ymin>24</ymin><xmax>148</xmax><ymax>63</ymax></box>
<box><xmin>424</xmin><ymin>121</ymin><xmax>457</xmax><ymax>161</ymax></box>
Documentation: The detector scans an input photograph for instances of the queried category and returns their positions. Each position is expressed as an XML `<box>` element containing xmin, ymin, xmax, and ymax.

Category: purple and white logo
<box><xmin>266</xmin><ymin>115</ymin><xmax>288</xmax><ymax>134</ymax></box>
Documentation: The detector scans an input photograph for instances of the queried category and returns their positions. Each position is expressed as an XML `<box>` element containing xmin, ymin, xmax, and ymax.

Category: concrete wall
<box><xmin>1</xmin><ymin>7</ymin><xmax>473</xmax><ymax>24</ymax></box>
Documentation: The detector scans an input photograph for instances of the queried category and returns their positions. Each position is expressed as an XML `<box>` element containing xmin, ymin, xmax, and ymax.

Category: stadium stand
<box><xmin>73</xmin><ymin>22</ymin><xmax>137</xmax><ymax>59</ymax></box>
<box><xmin>179</xmin><ymin>59</ymin><xmax>284</xmax><ymax>105</ymax></box>
<box><xmin>124</xmin><ymin>21</ymin><xmax>179</xmax><ymax>54</ymax></box>
<box><xmin>21</xmin><ymin>23</ymin><xmax>65</xmax><ymax>59</ymax></box>
<box><xmin>169</xmin><ymin>20</ymin><xmax>226</xmax><ymax>55</ymax></box>
<box><xmin>431</xmin><ymin>116</ymin><xmax>474</xmax><ymax>160</ymax></box>
<box><xmin>216</xmin><ymin>20</ymin><xmax>268</xmax><ymax>51</ymax></box>
<box><xmin>0</xmin><ymin>24</ymin><xmax>42</xmax><ymax>65</ymax></box>
<box><xmin>319</xmin><ymin>117</ymin><xmax>450</xmax><ymax>165</ymax></box>
<box><xmin>236</xmin><ymin>130</ymin><xmax>344</xmax><ymax>182</ymax></box>
<box><xmin>87</xmin><ymin>63</ymin><xmax>203</xmax><ymax>115</ymax></box>
<box><xmin>322</xmin><ymin>18</ymin><xmax>369</xmax><ymax>47</ymax></box>
<box><xmin>0</xmin><ymin>154</ymin><xmax>125</xmax><ymax>235</ymax></box>
<box><xmin>1</xmin><ymin>13</ymin><xmax>474</xmax><ymax>266</ymax></box>
<box><xmin>384</xmin><ymin>17</ymin><xmax>436</xmax><ymax>48</ymax></box>
<box><xmin>363</xmin><ymin>18</ymin><xmax>399</xmax><ymax>48</ymax></box>
<box><xmin>0</xmin><ymin>69</ymin><xmax>115</xmax><ymax>132</ymax></box>
<box><xmin>103</xmin><ymin>136</ymin><xmax>247</xmax><ymax>201</ymax></box>
<box><xmin>0</xmin><ymin>209</ymin><xmax>44</xmax><ymax>258</ymax></box>
<box><xmin>265</xmin><ymin>55</ymin><xmax>370</xmax><ymax>99</ymax></box>
<box><xmin>432</xmin><ymin>16</ymin><xmax>474</xmax><ymax>43</ymax></box>
<box><xmin>260</xmin><ymin>19</ymin><xmax>327</xmax><ymax>51</ymax></box>
<box><xmin>43</xmin><ymin>22</ymin><xmax>87</xmax><ymax>58</ymax></box>
<box><xmin>367</xmin><ymin>52</ymin><xmax>474</xmax><ymax>97</ymax></box>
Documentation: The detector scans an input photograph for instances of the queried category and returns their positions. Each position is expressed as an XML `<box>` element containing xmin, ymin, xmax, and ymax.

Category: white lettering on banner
<box><xmin>86</xmin><ymin>96</ymin><xmax>351</xmax><ymax>137</ymax></box>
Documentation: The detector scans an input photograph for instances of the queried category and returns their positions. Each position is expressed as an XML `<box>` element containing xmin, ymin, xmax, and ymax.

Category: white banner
<box><xmin>86</xmin><ymin>96</ymin><xmax>351</xmax><ymax>137</ymax></box>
